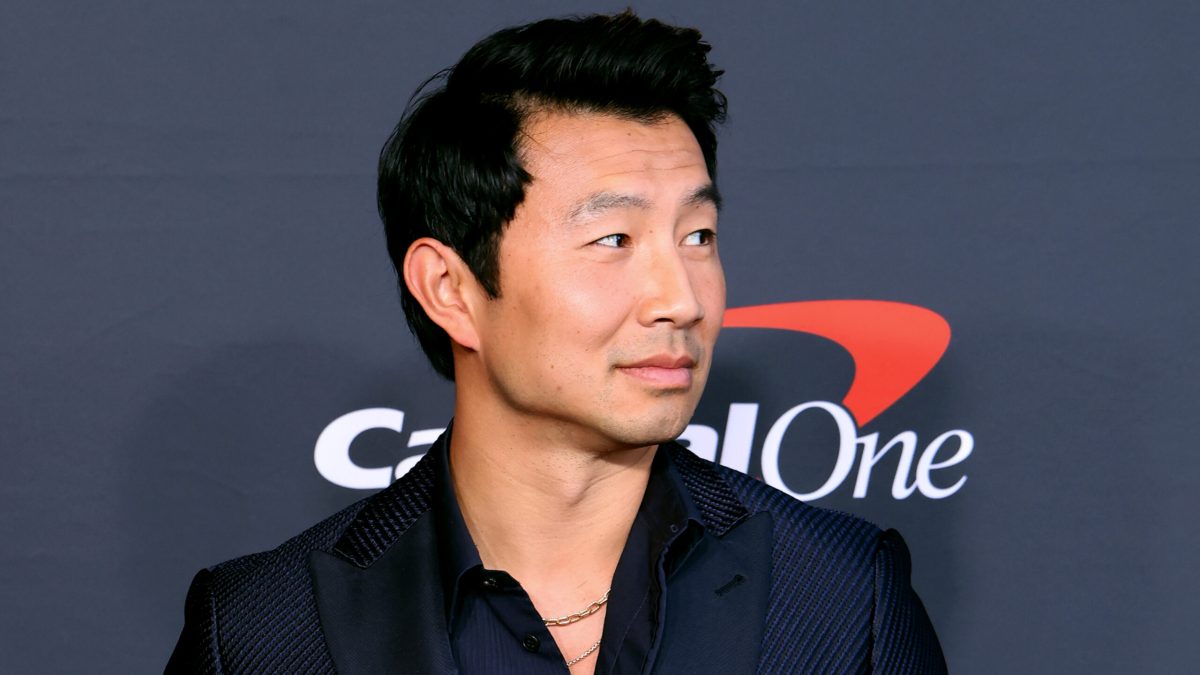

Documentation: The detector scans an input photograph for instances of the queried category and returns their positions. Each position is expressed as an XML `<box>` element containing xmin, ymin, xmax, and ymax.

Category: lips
<box><xmin>617</xmin><ymin>354</ymin><xmax>697</xmax><ymax>388</ymax></box>
<box><xmin>622</xmin><ymin>354</ymin><xmax>697</xmax><ymax>369</ymax></box>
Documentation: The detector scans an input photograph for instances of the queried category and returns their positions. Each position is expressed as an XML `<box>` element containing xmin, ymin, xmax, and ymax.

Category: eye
<box><xmin>593</xmin><ymin>233</ymin><xmax>630</xmax><ymax>248</ymax></box>
<box><xmin>683</xmin><ymin>229</ymin><xmax>717</xmax><ymax>246</ymax></box>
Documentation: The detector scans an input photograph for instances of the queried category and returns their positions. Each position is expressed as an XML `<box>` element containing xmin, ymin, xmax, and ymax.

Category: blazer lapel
<box><xmin>655</xmin><ymin>442</ymin><xmax>775</xmax><ymax>673</ymax></box>
<box><xmin>309</xmin><ymin>512</ymin><xmax>456</xmax><ymax>674</ymax></box>
<box><xmin>653</xmin><ymin>511</ymin><xmax>774</xmax><ymax>674</ymax></box>
<box><xmin>308</xmin><ymin>442</ymin><xmax>456</xmax><ymax>674</ymax></box>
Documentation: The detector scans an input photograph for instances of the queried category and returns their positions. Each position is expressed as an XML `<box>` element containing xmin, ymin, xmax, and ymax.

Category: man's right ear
<box><xmin>402</xmin><ymin>238</ymin><xmax>483</xmax><ymax>352</ymax></box>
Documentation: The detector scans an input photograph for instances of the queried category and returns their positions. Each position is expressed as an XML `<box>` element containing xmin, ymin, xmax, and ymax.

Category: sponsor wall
<box><xmin>3</xmin><ymin>1</ymin><xmax>1197</xmax><ymax>672</ymax></box>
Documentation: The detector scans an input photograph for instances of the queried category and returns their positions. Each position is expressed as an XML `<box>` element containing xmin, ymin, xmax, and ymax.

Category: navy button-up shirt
<box><xmin>432</xmin><ymin>440</ymin><xmax>707</xmax><ymax>674</ymax></box>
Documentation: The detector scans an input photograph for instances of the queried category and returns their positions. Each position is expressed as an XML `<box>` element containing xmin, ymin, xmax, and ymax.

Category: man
<box><xmin>168</xmin><ymin>12</ymin><xmax>946</xmax><ymax>674</ymax></box>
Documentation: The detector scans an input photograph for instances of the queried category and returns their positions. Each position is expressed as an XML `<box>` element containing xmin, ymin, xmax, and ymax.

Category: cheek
<box><xmin>546</xmin><ymin>264</ymin><xmax>631</xmax><ymax>335</ymax></box>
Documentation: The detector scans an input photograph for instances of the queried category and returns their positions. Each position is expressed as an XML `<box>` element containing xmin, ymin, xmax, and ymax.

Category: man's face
<box><xmin>466</xmin><ymin>111</ymin><xmax>725</xmax><ymax>451</ymax></box>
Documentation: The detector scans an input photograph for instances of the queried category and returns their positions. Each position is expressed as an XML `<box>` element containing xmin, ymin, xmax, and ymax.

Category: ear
<box><xmin>402</xmin><ymin>237</ymin><xmax>483</xmax><ymax>352</ymax></box>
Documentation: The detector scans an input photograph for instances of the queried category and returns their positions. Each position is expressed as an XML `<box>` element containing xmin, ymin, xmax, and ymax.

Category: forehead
<box><xmin>516</xmin><ymin>111</ymin><xmax>710</xmax><ymax>208</ymax></box>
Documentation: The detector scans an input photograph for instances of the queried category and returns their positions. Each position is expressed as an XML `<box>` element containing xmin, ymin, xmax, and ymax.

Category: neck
<box><xmin>448</xmin><ymin>404</ymin><xmax>655</xmax><ymax>601</ymax></box>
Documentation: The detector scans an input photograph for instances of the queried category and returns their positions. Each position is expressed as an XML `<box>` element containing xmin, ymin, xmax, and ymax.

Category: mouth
<box><xmin>616</xmin><ymin>354</ymin><xmax>697</xmax><ymax>389</ymax></box>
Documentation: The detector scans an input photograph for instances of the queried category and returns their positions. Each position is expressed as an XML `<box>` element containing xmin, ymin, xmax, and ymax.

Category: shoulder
<box><xmin>168</xmin><ymin>454</ymin><xmax>437</xmax><ymax>672</ymax></box>
<box><xmin>167</xmin><ymin>498</ymin><xmax>369</xmax><ymax>673</ymax></box>
<box><xmin>203</xmin><ymin>496</ymin><xmax>367</xmax><ymax>589</ymax></box>
<box><xmin>203</xmin><ymin>446</ymin><xmax>439</xmax><ymax>584</ymax></box>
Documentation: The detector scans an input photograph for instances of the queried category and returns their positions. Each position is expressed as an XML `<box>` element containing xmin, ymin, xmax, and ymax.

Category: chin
<box><xmin>602</xmin><ymin>407</ymin><xmax>694</xmax><ymax>448</ymax></box>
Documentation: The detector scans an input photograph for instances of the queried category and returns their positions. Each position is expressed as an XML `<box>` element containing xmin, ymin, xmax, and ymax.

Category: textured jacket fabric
<box><xmin>167</xmin><ymin>440</ymin><xmax>946</xmax><ymax>674</ymax></box>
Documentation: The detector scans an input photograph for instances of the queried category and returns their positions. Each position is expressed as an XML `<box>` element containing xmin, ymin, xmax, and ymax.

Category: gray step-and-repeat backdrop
<box><xmin>3</xmin><ymin>1</ymin><xmax>1197</xmax><ymax>672</ymax></box>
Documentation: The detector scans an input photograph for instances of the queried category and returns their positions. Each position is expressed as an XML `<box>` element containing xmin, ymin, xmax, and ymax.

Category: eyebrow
<box><xmin>566</xmin><ymin>184</ymin><xmax>722</xmax><ymax>225</ymax></box>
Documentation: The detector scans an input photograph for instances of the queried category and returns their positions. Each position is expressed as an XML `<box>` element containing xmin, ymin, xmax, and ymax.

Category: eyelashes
<box><xmin>683</xmin><ymin>229</ymin><xmax>717</xmax><ymax>246</ymax></box>
<box><xmin>593</xmin><ymin>233</ymin><xmax>631</xmax><ymax>248</ymax></box>
<box><xmin>591</xmin><ymin>229</ymin><xmax>716</xmax><ymax>248</ymax></box>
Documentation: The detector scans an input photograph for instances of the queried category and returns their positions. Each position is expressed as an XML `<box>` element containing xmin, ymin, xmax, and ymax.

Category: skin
<box><xmin>403</xmin><ymin>110</ymin><xmax>725</xmax><ymax>672</ymax></box>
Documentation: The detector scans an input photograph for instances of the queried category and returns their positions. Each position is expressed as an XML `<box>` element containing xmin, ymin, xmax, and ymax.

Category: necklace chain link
<box><xmin>541</xmin><ymin>588</ymin><xmax>611</xmax><ymax>627</ymax></box>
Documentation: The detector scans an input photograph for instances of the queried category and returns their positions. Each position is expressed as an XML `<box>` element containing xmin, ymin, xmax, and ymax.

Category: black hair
<box><xmin>377</xmin><ymin>10</ymin><xmax>726</xmax><ymax>379</ymax></box>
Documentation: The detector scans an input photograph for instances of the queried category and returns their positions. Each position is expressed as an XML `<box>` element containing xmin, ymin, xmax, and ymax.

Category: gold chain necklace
<box><xmin>541</xmin><ymin>588</ymin><xmax>610</xmax><ymax>667</ymax></box>
<box><xmin>540</xmin><ymin>588</ymin><xmax>611</xmax><ymax>626</ymax></box>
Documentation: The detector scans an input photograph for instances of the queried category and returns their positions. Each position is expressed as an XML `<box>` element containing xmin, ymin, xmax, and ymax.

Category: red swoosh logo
<box><xmin>723</xmin><ymin>301</ymin><xmax>951</xmax><ymax>426</ymax></box>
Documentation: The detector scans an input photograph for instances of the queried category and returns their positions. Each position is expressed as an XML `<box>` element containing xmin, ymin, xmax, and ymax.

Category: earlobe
<box><xmin>402</xmin><ymin>238</ymin><xmax>482</xmax><ymax>351</ymax></box>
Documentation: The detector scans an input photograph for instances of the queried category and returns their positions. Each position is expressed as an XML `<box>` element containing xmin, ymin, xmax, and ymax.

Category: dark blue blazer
<box><xmin>167</xmin><ymin>440</ymin><xmax>947</xmax><ymax>674</ymax></box>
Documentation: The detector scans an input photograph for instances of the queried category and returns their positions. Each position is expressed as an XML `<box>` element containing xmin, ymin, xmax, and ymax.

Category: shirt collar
<box><xmin>430</xmin><ymin>425</ymin><xmax>484</xmax><ymax>627</ymax></box>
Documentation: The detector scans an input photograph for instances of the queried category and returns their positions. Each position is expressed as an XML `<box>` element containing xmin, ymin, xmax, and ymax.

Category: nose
<box><xmin>637</xmin><ymin>246</ymin><xmax>707</xmax><ymax>328</ymax></box>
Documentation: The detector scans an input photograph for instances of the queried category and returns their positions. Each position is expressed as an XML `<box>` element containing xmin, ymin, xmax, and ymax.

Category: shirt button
<box><xmin>669</xmin><ymin>523</ymin><xmax>680</xmax><ymax>533</ymax></box>
<box><xmin>521</xmin><ymin>634</ymin><xmax>540</xmax><ymax>652</ymax></box>
<box><xmin>481</xmin><ymin>575</ymin><xmax>498</xmax><ymax>590</ymax></box>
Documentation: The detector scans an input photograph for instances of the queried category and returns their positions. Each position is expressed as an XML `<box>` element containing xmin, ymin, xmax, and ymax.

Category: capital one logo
<box><xmin>315</xmin><ymin>300</ymin><xmax>974</xmax><ymax>501</ymax></box>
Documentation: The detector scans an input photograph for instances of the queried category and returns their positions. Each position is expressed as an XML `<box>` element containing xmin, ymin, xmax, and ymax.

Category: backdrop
<box><xmin>3</xmin><ymin>1</ymin><xmax>1197</xmax><ymax>672</ymax></box>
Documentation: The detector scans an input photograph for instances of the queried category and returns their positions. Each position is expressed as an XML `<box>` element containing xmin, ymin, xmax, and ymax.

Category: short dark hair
<box><xmin>378</xmin><ymin>11</ymin><xmax>727</xmax><ymax>379</ymax></box>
